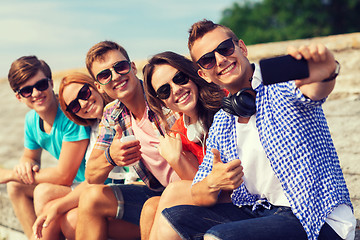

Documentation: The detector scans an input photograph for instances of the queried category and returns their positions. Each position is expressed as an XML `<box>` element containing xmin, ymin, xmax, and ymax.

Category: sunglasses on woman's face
<box><xmin>17</xmin><ymin>78</ymin><xmax>50</xmax><ymax>98</ymax></box>
<box><xmin>156</xmin><ymin>71</ymin><xmax>190</xmax><ymax>100</ymax></box>
<box><xmin>96</xmin><ymin>60</ymin><xmax>131</xmax><ymax>85</ymax></box>
<box><xmin>196</xmin><ymin>38</ymin><xmax>235</xmax><ymax>69</ymax></box>
<box><xmin>66</xmin><ymin>83</ymin><xmax>92</xmax><ymax>114</ymax></box>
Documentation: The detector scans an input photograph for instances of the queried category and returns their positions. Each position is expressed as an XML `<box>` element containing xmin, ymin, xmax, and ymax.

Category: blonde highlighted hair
<box><xmin>59</xmin><ymin>72</ymin><xmax>114</xmax><ymax>126</ymax></box>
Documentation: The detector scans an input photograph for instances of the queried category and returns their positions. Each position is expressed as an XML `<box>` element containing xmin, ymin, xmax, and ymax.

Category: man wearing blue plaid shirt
<box><xmin>159</xmin><ymin>20</ymin><xmax>356</xmax><ymax>240</ymax></box>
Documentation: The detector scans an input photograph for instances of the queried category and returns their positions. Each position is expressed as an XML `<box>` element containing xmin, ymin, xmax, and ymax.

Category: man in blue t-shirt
<box><xmin>4</xmin><ymin>55</ymin><xmax>90</xmax><ymax>238</ymax></box>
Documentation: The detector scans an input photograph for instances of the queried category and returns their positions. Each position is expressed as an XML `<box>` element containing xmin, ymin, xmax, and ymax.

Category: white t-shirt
<box><xmin>85</xmin><ymin>120</ymin><xmax>100</xmax><ymax>164</ymax></box>
<box><xmin>236</xmin><ymin>115</ymin><xmax>355</xmax><ymax>239</ymax></box>
<box><xmin>236</xmin><ymin>115</ymin><xmax>290</xmax><ymax>206</ymax></box>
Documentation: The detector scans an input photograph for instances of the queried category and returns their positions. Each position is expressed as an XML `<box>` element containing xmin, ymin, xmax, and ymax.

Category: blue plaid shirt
<box><xmin>193</xmin><ymin>75</ymin><xmax>352</xmax><ymax>239</ymax></box>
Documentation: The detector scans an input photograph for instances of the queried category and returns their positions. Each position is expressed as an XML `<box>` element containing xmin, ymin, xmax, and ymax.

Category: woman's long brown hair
<box><xmin>143</xmin><ymin>51</ymin><xmax>225</xmax><ymax>133</ymax></box>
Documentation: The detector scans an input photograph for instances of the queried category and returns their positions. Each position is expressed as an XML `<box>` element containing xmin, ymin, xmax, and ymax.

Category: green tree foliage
<box><xmin>220</xmin><ymin>0</ymin><xmax>360</xmax><ymax>44</ymax></box>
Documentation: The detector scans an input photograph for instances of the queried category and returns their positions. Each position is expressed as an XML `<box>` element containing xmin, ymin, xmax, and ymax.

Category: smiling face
<box><xmin>62</xmin><ymin>83</ymin><xmax>104</xmax><ymax>120</ymax></box>
<box><xmin>16</xmin><ymin>70</ymin><xmax>55</xmax><ymax>112</ymax></box>
<box><xmin>191</xmin><ymin>27</ymin><xmax>253</xmax><ymax>94</ymax></box>
<box><xmin>151</xmin><ymin>64</ymin><xmax>199</xmax><ymax>119</ymax></box>
<box><xmin>91</xmin><ymin>49</ymin><xmax>139</xmax><ymax>102</ymax></box>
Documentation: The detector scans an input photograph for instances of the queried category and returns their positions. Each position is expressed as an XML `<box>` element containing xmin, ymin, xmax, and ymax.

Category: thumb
<box><xmin>42</xmin><ymin>216</ymin><xmax>52</xmax><ymax>228</ymax></box>
<box><xmin>32</xmin><ymin>164</ymin><xmax>40</xmax><ymax>172</ymax></box>
<box><xmin>114</xmin><ymin>125</ymin><xmax>123</xmax><ymax>140</ymax></box>
<box><xmin>33</xmin><ymin>216</ymin><xmax>45</xmax><ymax>238</ymax></box>
<box><xmin>175</xmin><ymin>132</ymin><xmax>181</xmax><ymax>141</ymax></box>
<box><xmin>211</xmin><ymin>148</ymin><xmax>222</xmax><ymax>164</ymax></box>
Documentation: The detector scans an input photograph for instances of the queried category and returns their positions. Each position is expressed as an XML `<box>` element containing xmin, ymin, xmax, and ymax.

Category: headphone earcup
<box><xmin>221</xmin><ymin>88</ymin><xmax>256</xmax><ymax>117</ymax></box>
<box><xmin>221</xmin><ymin>96</ymin><xmax>239</xmax><ymax>116</ymax></box>
<box><xmin>232</xmin><ymin>90</ymin><xmax>256</xmax><ymax>117</ymax></box>
<box><xmin>187</xmin><ymin>122</ymin><xmax>204</xmax><ymax>143</ymax></box>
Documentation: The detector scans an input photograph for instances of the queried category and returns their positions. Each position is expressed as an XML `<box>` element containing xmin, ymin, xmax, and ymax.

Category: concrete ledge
<box><xmin>0</xmin><ymin>185</ymin><xmax>26</xmax><ymax>240</ymax></box>
<box><xmin>1</xmin><ymin>184</ymin><xmax>359</xmax><ymax>239</ymax></box>
<box><xmin>0</xmin><ymin>185</ymin><xmax>22</xmax><ymax>232</ymax></box>
<box><xmin>0</xmin><ymin>225</ymin><xmax>26</xmax><ymax>240</ymax></box>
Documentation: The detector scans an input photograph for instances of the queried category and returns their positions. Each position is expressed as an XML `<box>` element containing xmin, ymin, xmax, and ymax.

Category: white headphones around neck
<box><xmin>184</xmin><ymin>115</ymin><xmax>204</xmax><ymax>143</ymax></box>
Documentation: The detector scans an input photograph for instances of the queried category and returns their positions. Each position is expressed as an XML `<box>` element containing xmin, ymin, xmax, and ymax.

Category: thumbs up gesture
<box><xmin>108</xmin><ymin>125</ymin><xmax>142</xmax><ymax>166</ymax></box>
<box><xmin>113</xmin><ymin>125</ymin><xmax>123</xmax><ymax>141</ymax></box>
<box><xmin>207</xmin><ymin>149</ymin><xmax>243</xmax><ymax>191</ymax></box>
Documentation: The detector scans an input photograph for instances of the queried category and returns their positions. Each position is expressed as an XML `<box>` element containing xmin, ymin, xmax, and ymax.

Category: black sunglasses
<box><xmin>156</xmin><ymin>71</ymin><xmax>190</xmax><ymax>100</ymax></box>
<box><xmin>66</xmin><ymin>83</ymin><xmax>92</xmax><ymax>114</ymax></box>
<box><xmin>17</xmin><ymin>78</ymin><xmax>50</xmax><ymax>98</ymax></box>
<box><xmin>96</xmin><ymin>60</ymin><xmax>131</xmax><ymax>85</ymax></box>
<box><xmin>196</xmin><ymin>38</ymin><xmax>235</xmax><ymax>69</ymax></box>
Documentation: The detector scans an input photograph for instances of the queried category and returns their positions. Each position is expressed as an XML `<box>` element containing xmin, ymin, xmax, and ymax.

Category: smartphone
<box><xmin>120</xmin><ymin>135</ymin><xmax>136</xmax><ymax>143</ymax></box>
<box><xmin>120</xmin><ymin>135</ymin><xmax>138</xmax><ymax>166</ymax></box>
<box><xmin>259</xmin><ymin>55</ymin><xmax>309</xmax><ymax>85</ymax></box>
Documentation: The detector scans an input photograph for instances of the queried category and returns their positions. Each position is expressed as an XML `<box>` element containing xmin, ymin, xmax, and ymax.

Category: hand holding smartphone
<box><xmin>121</xmin><ymin>135</ymin><xmax>138</xmax><ymax>166</ymax></box>
<box><xmin>259</xmin><ymin>55</ymin><xmax>309</xmax><ymax>85</ymax></box>
<box><xmin>120</xmin><ymin>135</ymin><xmax>136</xmax><ymax>143</ymax></box>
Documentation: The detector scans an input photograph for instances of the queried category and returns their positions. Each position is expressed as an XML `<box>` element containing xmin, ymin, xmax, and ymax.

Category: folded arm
<box><xmin>33</xmin><ymin>139</ymin><xmax>89</xmax><ymax>186</ymax></box>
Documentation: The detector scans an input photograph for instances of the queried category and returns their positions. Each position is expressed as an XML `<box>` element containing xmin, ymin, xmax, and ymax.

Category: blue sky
<box><xmin>0</xmin><ymin>0</ymin><xmax>238</xmax><ymax>79</ymax></box>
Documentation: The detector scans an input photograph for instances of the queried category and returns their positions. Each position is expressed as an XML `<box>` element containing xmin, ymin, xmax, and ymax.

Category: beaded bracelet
<box><xmin>105</xmin><ymin>146</ymin><xmax>117</xmax><ymax>166</ymax></box>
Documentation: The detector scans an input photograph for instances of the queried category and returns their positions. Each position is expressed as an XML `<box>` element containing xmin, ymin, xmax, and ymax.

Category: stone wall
<box><xmin>0</xmin><ymin>185</ymin><xmax>25</xmax><ymax>239</ymax></box>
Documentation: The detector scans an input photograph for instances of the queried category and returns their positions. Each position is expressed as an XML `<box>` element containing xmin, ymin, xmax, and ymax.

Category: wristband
<box><xmin>322</xmin><ymin>60</ymin><xmax>340</xmax><ymax>82</ymax></box>
<box><xmin>105</xmin><ymin>147</ymin><xmax>117</xmax><ymax>166</ymax></box>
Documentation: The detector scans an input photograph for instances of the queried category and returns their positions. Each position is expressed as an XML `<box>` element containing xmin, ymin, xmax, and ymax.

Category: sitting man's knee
<box><xmin>78</xmin><ymin>184</ymin><xmax>108</xmax><ymax>209</ymax></box>
<box><xmin>33</xmin><ymin>183</ymin><xmax>55</xmax><ymax>199</ymax></box>
<box><xmin>141</xmin><ymin>196</ymin><xmax>160</xmax><ymax>219</ymax></box>
<box><xmin>143</xmin><ymin>196</ymin><xmax>160</xmax><ymax>211</ymax></box>
<box><xmin>61</xmin><ymin>208</ymin><xmax>78</xmax><ymax>239</ymax></box>
<box><xmin>33</xmin><ymin>183</ymin><xmax>57</xmax><ymax>214</ymax></box>
<box><xmin>7</xmin><ymin>181</ymin><xmax>25</xmax><ymax>198</ymax></box>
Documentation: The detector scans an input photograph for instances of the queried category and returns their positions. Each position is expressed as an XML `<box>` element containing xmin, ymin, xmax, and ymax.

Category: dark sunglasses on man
<box><xmin>196</xmin><ymin>38</ymin><xmax>235</xmax><ymax>69</ymax></box>
<box><xmin>66</xmin><ymin>83</ymin><xmax>92</xmax><ymax>114</ymax></box>
<box><xmin>156</xmin><ymin>71</ymin><xmax>190</xmax><ymax>100</ymax></box>
<box><xmin>17</xmin><ymin>78</ymin><xmax>50</xmax><ymax>98</ymax></box>
<box><xmin>96</xmin><ymin>60</ymin><xmax>131</xmax><ymax>85</ymax></box>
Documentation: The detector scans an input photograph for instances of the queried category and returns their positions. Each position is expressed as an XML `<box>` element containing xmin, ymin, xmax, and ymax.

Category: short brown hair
<box><xmin>86</xmin><ymin>41</ymin><xmax>130</xmax><ymax>80</ymax></box>
<box><xmin>59</xmin><ymin>72</ymin><xmax>114</xmax><ymax>126</ymax></box>
<box><xmin>8</xmin><ymin>55</ymin><xmax>52</xmax><ymax>92</ymax></box>
<box><xmin>188</xmin><ymin>19</ymin><xmax>239</xmax><ymax>61</ymax></box>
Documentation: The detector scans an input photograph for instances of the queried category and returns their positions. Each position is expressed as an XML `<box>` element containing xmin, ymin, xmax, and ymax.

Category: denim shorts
<box><xmin>162</xmin><ymin>203</ymin><xmax>341</xmax><ymax>240</ymax></box>
<box><xmin>109</xmin><ymin>184</ymin><xmax>162</xmax><ymax>225</ymax></box>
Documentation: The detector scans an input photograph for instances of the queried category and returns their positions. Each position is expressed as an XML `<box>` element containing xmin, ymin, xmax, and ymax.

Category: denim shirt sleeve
<box><xmin>278</xmin><ymin>81</ymin><xmax>326</xmax><ymax>108</ymax></box>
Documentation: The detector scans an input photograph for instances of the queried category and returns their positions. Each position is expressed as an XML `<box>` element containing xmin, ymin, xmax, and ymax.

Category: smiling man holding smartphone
<box><xmin>157</xmin><ymin>19</ymin><xmax>355</xmax><ymax>240</ymax></box>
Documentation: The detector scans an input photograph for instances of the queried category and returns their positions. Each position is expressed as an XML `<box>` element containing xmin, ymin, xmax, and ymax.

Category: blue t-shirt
<box><xmin>24</xmin><ymin>106</ymin><xmax>90</xmax><ymax>183</ymax></box>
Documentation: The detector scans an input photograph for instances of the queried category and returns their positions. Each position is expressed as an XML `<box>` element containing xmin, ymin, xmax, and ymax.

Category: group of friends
<box><xmin>0</xmin><ymin>19</ymin><xmax>356</xmax><ymax>240</ymax></box>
